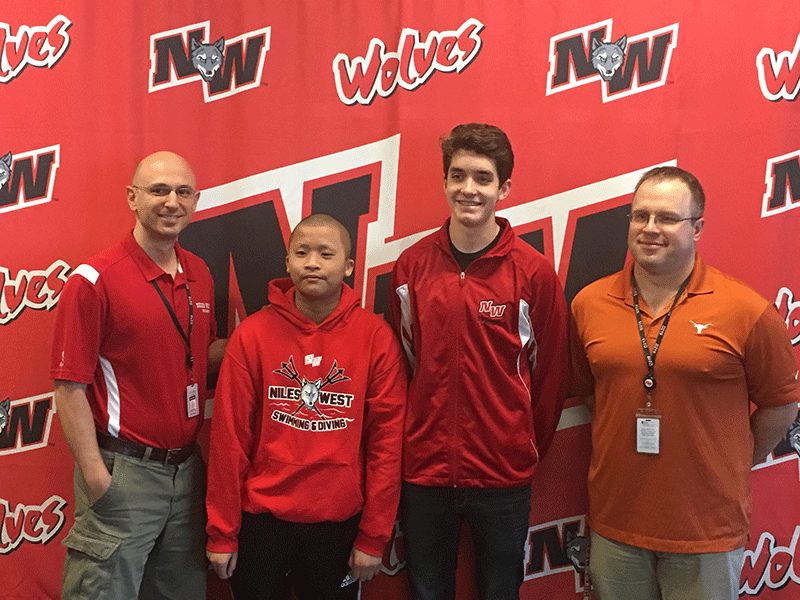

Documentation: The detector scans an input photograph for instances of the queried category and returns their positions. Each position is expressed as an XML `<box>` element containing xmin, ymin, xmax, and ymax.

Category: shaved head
<box><xmin>288</xmin><ymin>214</ymin><xmax>352</xmax><ymax>260</ymax></box>
<box><xmin>132</xmin><ymin>151</ymin><xmax>197</xmax><ymax>188</ymax></box>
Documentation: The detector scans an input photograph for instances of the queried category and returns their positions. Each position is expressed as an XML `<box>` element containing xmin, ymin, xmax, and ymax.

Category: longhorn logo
<box><xmin>690</xmin><ymin>320</ymin><xmax>711</xmax><ymax>334</ymax></box>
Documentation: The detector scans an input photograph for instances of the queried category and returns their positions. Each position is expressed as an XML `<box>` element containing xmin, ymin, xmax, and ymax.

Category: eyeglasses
<box><xmin>131</xmin><ymin>184</ymin><xmax>197</xmax><ymax>199</ymax></box>
<box><xmin>627</xmin><ymin>212</ymin><xmax>700</xmax><ymax>228</ymax></box>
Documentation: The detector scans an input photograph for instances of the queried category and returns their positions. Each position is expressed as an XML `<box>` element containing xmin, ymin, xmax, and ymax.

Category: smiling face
<box><xmin>286</xmin><ymin>223</ymin><xmax>355</xmax><ymax>311</ymax></box>
<box><xmin>627</xmin><ymin>178</ymin><xmax>704</xmax><ymax>279</ymax></box>
<box><xmin>126</xmin><ymin>152</ymin><xmax>199</xmax><ymax>245</ymax></box>
<box><xmin>444</xmin><ymin>149</ymin><xmax>511</xmax><ymax>232</ymax></box>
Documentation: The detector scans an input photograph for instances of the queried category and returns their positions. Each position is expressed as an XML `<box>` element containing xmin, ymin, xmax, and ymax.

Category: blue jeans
<box><xmin>401</xmin><ymin>482</ymin><xmax>531</xmax><ymax>600</ymax></box>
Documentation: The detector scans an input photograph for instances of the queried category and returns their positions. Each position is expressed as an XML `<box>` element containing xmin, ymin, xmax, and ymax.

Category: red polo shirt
<box><xmin>51</xmin><ymin>232</ymin><xmax>216</xmax><ymax>448</ymax></box>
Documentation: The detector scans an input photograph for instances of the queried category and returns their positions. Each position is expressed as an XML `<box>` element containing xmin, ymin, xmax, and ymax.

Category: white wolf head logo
<box><xmin>274</xmin><ymin>356</ymin><xmax>351</xmax><ymax>421</ymax></box>
<box><xmin>0</xmin><ymin>152</ymin><xmax>12</xmax><ymax>188</ymax></box>
<box><xmin>0</xmin><ymin>398</ymin><xmax>10</xmax><ymax>433</ymax></box>
<box><xmin>591</xmin><ymin>36</ymin><xmax>627</xmax><ymax>81</ymax></box>
<box><xmin>300</xmin><ymin>378</ymin><xmax>322</xmax><ymax>409</ymax></box>
<box><xmin>191</xmin><ymin>37</ymin><xmax>225</xmax><ymax>81</ymax></box>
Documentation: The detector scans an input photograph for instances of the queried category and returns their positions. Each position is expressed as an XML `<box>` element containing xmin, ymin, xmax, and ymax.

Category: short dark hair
<box><xmin>288</xmin><ymin>213</ymin><xmax>352</xmax><ymax>260</ymax></box>
<box><xmin>441</xmin><ymin>123</ymin><xmax>514</xmax><ymax>186</ymax></box>
<box><xmin>634</xmin><ymin>166</ymin><xmax>705</xmax><ymax>216</ymax></box>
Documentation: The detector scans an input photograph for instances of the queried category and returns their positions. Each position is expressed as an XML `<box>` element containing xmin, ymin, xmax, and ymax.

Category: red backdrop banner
<box><xmin>0</xmin><ymin>1</ymin><xmax>798</xmax><ymax>598</ymax></box>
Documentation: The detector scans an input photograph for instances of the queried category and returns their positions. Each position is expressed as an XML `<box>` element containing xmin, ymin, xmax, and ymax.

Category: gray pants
<box><xmin>589</xmin><ymin>530</ymin><xmax>745</xmax><ymax>600</ymax></box>
<box><xmin>61</xmin><ymin>448</ymin><xmax>207</xmax><ymax>600</ymax></box>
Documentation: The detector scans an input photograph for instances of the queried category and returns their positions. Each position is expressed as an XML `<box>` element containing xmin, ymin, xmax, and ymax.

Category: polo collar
<box><xmin>122</xmin><ymin>231</ymin><xmax>194</xmax><ymax>284</ymax></box>
<box><xmin>609</xmin><ymin>255</ymin><xmax>713</xmax><ymax>306</ymax></box>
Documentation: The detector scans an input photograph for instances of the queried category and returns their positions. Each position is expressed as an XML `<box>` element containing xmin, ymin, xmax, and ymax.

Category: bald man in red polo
<box><xmin>52</xmin><ymin>152</ymin><xmax>227</xmax><ymax>600</ymax></box>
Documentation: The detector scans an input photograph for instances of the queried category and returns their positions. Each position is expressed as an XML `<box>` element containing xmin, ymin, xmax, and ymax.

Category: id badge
<box><xmin>636</xmin><ymin>408</ymin><xmax>661</xmax><ymax>454</ymax></box>
<box><xmin>186</xmin><ymin>383</ymin><xmax>200</xmax><ymax>418</ymax></box>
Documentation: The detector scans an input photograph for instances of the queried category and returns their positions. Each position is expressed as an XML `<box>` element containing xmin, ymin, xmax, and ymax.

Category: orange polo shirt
<box><xmin>570</xmin><ymin>256</ymin><xmax>798</xmax><ymax>553</ymax></box>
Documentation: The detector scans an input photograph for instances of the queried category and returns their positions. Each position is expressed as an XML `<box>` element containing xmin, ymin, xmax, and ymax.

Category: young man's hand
<box><xmin>207</xmin><ymin>550</ymin><xmax>238</xmax><ymax>579</ymax></box>
<box><xmin>348</xmin><ymin>547</ymin><xmax>382</xmax><ymax>581</ymax></box>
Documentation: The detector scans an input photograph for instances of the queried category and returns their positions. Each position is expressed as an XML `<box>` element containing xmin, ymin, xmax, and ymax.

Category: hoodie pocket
<box><xmin>247</xmin><ymin>457</ymin><xmax>364</xmax><ymax>523</ymax></box>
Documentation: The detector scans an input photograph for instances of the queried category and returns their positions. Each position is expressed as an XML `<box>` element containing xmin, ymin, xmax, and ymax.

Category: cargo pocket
<box><xmin>62</xmin><ymin>522</ymin><xmax>123</xmax><ymax>560</ymax></box>
<box><xmin>62</xmin><ymin>520</ymin><xmax>125</xmax><ymax>598</ymax></box>
<box><xmin>63</xmin><ymin>453</ymin><xmax>128</xmax><ymax>560</ymax></box>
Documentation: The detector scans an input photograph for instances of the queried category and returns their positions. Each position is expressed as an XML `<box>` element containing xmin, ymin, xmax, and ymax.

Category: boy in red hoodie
<box><xmin>206</xmin><ymin>214</ymin><xmax>406</xmax><ymax>599</ymax></box>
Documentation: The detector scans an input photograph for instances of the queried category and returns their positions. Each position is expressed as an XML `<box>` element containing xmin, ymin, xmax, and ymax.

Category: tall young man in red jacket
<box><xmin>389</xmin><ymin>123</ymin><xmax>569</xmax><ymax>600</ymax></box>
<box><xmin>206</xmin><ymin>214</ymin><xmax>406</xmax><ymax>600</ymax></box>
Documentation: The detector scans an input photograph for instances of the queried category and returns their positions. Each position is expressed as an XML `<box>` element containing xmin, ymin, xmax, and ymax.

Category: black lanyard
<box><xmin>631</xmin><ymin>274</ymin><xmax>690</xmax><ymax>393</ymax></box>
<box><xmin>151</xmin><ymin>280</ymin><xmax>194</xmax><ymax>372</ymax></box>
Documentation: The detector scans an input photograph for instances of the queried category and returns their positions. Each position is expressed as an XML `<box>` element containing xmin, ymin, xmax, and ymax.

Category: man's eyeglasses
<box><xmin>131</xmin><ymin>184</ymin><xmax>197</xmax><ymax>199</ymax></box>
<box><xmin>627</xmin><ymin>212</ymin><xmax>700</xmax><ymax>228</ymax></box>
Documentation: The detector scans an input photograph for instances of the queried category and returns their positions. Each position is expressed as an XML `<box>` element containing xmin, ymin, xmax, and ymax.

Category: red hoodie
<box><xmin>206</xmin><ymin>278</ymin><xmax>406</xmax><ymax>557</ymax></box>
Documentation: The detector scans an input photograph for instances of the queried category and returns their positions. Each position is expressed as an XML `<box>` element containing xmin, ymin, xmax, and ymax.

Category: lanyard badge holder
<box><xmin>152</xmin><ymin>280</ymin><xmax>199</xmax><ymax>418</ymax></box>
<box><xmin>631</xmin><ymin>274</ymin><xmax>690</xmax><ymax>455</ymax></box>
<box><xmin>636</xmin><ymin>409</ymin><xmax>661</xmax><ymax>454</ymax></box>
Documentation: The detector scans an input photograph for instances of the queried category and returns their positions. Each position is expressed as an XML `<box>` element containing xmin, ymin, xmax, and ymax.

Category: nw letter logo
<box><xmin>479</xmin><ymin>300</ymin><xmax>506</xmax><ymax>318</ymax></box>
<box><xmin>0</xmin><ymin>145</ymin><xmax>60</xmax><ymax>214</ymax></box>
<box><xmin>0</xmin><ymin>394</ymin><xmax>55</xmax><ymax>455</ymax></box>
<box><xmin>547</xmin><ymin>19</ymin><xmax>678</xmax><ymax>102</ymax></box>
<box><xmin>179</xmin><ymin>135</ymin><xmax>673</xmax><ymax>344</ymax></box>
<box><xmin>761</xmin><ymin>150</ymin><xmax>800</xmax><ymax>218</ymax></box>
<box><xmin>149</xmin><ymin>21</ymin><xmax>270</xmax><ymax>102</ymax></box>
<box><xmin>524</xmin><ymin>516</ymin><xmax>588</xmax><ymax>591</ymax></box>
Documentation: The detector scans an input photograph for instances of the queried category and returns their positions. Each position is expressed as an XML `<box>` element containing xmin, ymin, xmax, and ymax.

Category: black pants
<box><xmin>230</xmin><ymin>511</ymin><xmax>360</xmax><ymax>600</ymax></box>
<box><xmin>401</xmin><ymin>483</ymin><xmax>531</xmax><ymax>600</ymax></box>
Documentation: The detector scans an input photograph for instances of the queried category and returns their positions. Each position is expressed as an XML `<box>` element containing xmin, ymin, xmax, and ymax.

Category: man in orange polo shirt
<box><xmin>570</xmin><ymin>166</ymin><xmax>798</xmax><ymax>600</ymax></box>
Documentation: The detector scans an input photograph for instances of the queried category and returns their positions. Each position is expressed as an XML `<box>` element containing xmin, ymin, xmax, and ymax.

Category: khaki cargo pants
<box><xmin>61</xmin><ymin>448</ymin><xmax>207</xmax><ymax>600</ymax></box>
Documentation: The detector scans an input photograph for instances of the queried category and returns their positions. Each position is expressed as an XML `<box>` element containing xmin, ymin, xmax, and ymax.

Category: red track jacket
<box><xmin>389</xmin><ymin>218</ymin><xmax>568</xmax><ymax>488</ymax></box>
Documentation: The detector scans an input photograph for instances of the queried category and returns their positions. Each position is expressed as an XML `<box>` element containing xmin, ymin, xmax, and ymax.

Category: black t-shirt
<box><xmin>449</xmin><ymin>222</ymin><xmax>504</xmax><ymax>271</ymax></box>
